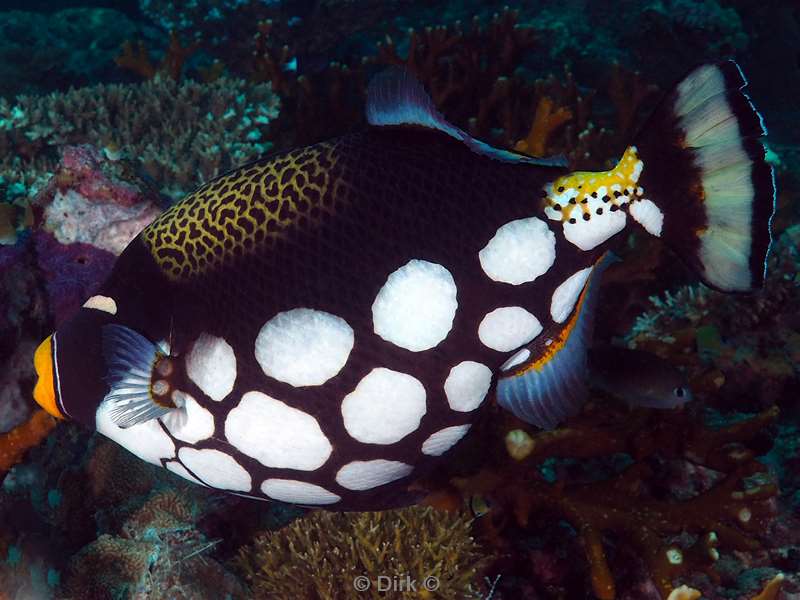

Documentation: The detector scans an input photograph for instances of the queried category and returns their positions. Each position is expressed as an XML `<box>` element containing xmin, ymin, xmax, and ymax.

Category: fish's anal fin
<box><xmin>542</xmin><ymin>146</ymin><xmax>645</xmax><ymax>251</ymax></box>
<box><xmin>366</xmin><ymin>67</ymin><xmax>568</xmax><ymax>168</ymax></box>
<box><xmin>496</xmin><ymin>253</ymin><xmax>616</xmax><ymax>429</ymax></box>
<box><xmin>101</xmin><ymin>324</ymin><xmax>177</xmax><ymax>429</ymax></box>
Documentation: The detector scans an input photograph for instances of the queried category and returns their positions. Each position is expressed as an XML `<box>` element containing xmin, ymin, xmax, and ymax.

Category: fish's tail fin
<box><xmin>630</xmin><ymin>60</ymin><xmax>775</xmax><ymax>292</ymax></box>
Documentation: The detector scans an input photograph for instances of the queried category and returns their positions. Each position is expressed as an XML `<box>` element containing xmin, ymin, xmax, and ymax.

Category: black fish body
<box><xmin>86</xmin><ymin>129</ymin><xmax>591</xmax><ymax>509</ymax></box>
<box><xmin>32</xmin><ymin>63</ymin><xmax>775</xmax><ymax>510</ymax></box>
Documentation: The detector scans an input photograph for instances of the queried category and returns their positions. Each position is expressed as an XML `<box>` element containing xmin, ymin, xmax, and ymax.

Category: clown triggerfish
<box><xmin>32</xmin><ymin>62</ymin><xmax>774</xmax><ymax>510</ymax></box>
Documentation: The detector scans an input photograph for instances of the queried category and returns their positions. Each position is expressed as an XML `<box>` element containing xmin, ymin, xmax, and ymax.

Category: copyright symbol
<box><xmin>423</xmin><ymin>575</ymin><xmax>440</xmax><ymax>591</ymax></box>
<box><xmin>353</xmin><ymin>575</ymin><xmax>370</xmax><ymax>591</ymax></box>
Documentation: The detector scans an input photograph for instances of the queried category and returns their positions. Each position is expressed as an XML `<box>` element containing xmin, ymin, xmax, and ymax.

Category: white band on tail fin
<box><xmin>632</xmin><ymin>60</ymin><xmax>775</xmax><ymax>292</ymax></box>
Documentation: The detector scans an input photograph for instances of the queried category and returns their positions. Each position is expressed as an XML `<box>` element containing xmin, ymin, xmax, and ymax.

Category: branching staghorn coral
<box><xmin>236</xmin><ymin>506</ymin><xmax>490</xmax><ymax>600</ymax></box>
<box><xmin>512</xmin><ymin>96</ymin><xmax>573</xmax><ymax>158</ymax></box>
<box><xmin>0</xmin><ymin>76</ymin><xmax>279</xmax><ymax>200</ymax></box>
<box><xmin>445</xmin><ymin>402</ymin><xmax>781</xmax><ymax>600</ymax></box>
<box><xmin>115</xmin><ymin>32</ymin><xmax>200</xmax><ymax>81</ymax></box>
<box><xmin>371</xmin><ymin>10</ymin><xmax>657</xmax><ymax>168</ymax></box>
<box><xmin>374</xmin><ymin>8</ymin><xmax>537</xmax><ymax>136</ymax></box>
<box><xmin>0</xmin><ymin>410</ymin><xmax>57</xmax><ymax>479</ymax></box>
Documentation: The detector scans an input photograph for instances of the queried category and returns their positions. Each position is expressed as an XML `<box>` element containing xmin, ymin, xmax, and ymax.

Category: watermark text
<box><xmin>352</xmin><ymin>574</ymin><xmax>439</xmax><ymax>593</ymax></box>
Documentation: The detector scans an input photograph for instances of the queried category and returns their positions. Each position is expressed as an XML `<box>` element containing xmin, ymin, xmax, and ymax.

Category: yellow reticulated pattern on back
<box><xmin>142</xmin><ymin>142</ymin><xmax>340</xmax><ymax>281</ymax></box>
<box><xmin>542</xmin><ymin>146</ymin><xmax>645</xmax><ymax>224</ymax></box>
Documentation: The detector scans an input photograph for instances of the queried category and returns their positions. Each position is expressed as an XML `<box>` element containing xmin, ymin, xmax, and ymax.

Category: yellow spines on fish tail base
<box><xmin>542</xmin><ymin>146</ymin><xmax>645</xmax><ymax>224</ymax></box>
<box><xmin>142</xmin><ymin>142</ymin><xmax>340</xmax><ymax>281</ymax></box>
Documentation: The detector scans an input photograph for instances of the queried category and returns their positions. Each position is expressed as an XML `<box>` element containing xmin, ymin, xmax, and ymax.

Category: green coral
<box><xmin>0</xmin><ymin>76</ymin><xmax>279</xmax><ymax>201</ymax></box>
<box><xmin>236</xmin><ymin>506</ymin><xmax>490</xmax><ymax>600</ymax></box>
<box><xmin>60</xmin><ymin>490</ymin><xmax>247</xmax><ymax>600</ymax></box>
<box><xmin>643</xmin><ymin>0</ymin><xmax>748</xmax><ymax>52</ymax></box>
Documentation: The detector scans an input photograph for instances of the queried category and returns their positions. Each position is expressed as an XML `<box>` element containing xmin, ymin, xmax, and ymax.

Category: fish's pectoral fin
<box><xmin>366</xmin><ymin>67</ymin><xmax>567</xmax><ymax>168</ymax></box>
<box><xmin>496</xmin><ymin>253</ymin><xmax>616</xmax><ymax>429</ymax></box>
<box><xmin>101</xmin><ymin>324</ymin><xmax>177</xmax><ymax>429</ymax></box>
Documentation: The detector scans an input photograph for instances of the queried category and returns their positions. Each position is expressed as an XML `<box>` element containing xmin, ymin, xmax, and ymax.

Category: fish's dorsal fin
<box><xmin>366</xmin><ymin>67</ymin><xmax>568</xmax><ymax>168</ymax></box>
<box><xmin>495</xmin><ymin>252</ymin><xmax>617</xmax><ymax>429</ymax></box>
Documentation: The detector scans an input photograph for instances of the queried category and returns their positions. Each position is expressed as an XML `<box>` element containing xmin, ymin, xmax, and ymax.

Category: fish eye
<box><xmin>673</xmin><ymin>386</ymin><xmax>686</xmax><ymax>398</ymax></box>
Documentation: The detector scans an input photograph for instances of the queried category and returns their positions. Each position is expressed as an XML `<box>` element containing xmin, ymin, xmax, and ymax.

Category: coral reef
<box><xmin>527</xmin><ymin>0</ymin><xmax>747</xmax><ymax>79</ymax></box>
<box><xmin>33</xmin><ymin>145</ymin><xmax>163</xmax><ymax>255</ymax></box>
<box><xmin>237</xmin><ymin>505</ymin><xmax>490</xmax><ymax>599</ymax></box>
<box><xmin>60</xmin><ymin>489</ymin><xmax>247</xmax><ymax>600</ymax></box>
<box><xmin>0</xmin><ymin>8</ymin><xmax>144</xmax><ymax>98</ymax></box>
<box><xmin>0</xmin><ymin>410</ymin><xmax>56</xmax><ymax>477</ymax></box>
<box><xmin>625</xmin><ymin>224</ymin><xmax>800</xmax><ymax>412</ymax></box>
<box><xmin>0</xmin><ymin>3</ymin><xmax>796</xmax><ymax>600</ymax></box>
<box><xmin>0</xmin><ymin>337</ymin><xmax>39</xmax><ymax>433</ymax></box>
<box><xmin>0</xmin><ymin>429</ymin><xmax>257</xmax><ymax>600</ymax></box>
<box><xmin>0</xmin><ymin>75</ymin><xmax>279</xmax><ymax>200</ymax></box>
<box><xmin>0</xmin><ymin>536</ymin><xmax>60</xmax><ymax>600</ymax></box>
<box><xmin>33</xmin><ymin>232</ymin><xmax>116</xmax><ymax>326</ymax></box>
<box><xmin>115</xmin><ymin>32</ymin><xmax>200</xmax><ymax>82</ymax></box>
<box><xmin>439</xmin><ymin>401</ymin><xmax>782</xmax><ymax>600</ymax></box>
<box><xmin>370</xmin><ymin>12</ymin><xmax>658</xmax><ymax>169</ymax></box>
<box><xmin>139</xmin><ymin>0</ymin><xmax>281</xmax><ymax>42</ymax></box>
<box><xmin>6</xmin><ymin>143</ymin><xmax>166</xmax><ymax>325</ymax></box>
<box><xmin>513</xmin><ymin>96</ymin><xmax>573</xmax><ymax>158</ymax></box>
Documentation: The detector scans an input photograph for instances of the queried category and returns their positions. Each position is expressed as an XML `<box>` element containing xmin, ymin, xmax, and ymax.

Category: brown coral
<box><xmin>249</xmin><ymin>20</ymin><xmax>294</xmax><ymax>95</ymax></box>
<box><xmin>444</xmin><ymin>403</ymin><xmax>780</xmax><ymax>600</ymax></box>
<box><xmin>115</xmin><ymin>32</ymin><xmax>200</xmax><ymax>81</ymax></box>
<box><xmin>513</xmin><ymin>96</ymin><xmax>573</xmax><ymax>158</ymax></box>
<box><xmin>237</xmin><ymin>506</ymin><xmax>490</xmax><ymax>600</ymax></box>
<box><xmin>0</xmin><ymin>409</ymin><xmax>57</xmax><ymax>478</ymax></box>
<box><xmin>374</xmin><ymin>8</ymin><xmax>538</xmax><ymax>134</ymax></box>
<box><xmin>61</xmin><ymin>534</ymin><xmax>158</xmax><ymax>600</ymax></box>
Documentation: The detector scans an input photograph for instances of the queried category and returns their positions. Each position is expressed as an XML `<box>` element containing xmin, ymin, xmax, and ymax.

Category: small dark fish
<box><xmin>588</xmin><ymin>346</ymin><xmax>692</xmax><ymax>409</ymax></box>
<box><xmin>469</xmin><ymin>494</ymin><xmax>492</xmax><ymax>518</ymax></box>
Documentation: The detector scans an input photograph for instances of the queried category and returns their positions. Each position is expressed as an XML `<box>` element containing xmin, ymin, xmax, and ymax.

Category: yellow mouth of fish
<box><xmin>33</xmin><ymin>334</ymin><xmax>65</xmax><ymax>420</ymax></box>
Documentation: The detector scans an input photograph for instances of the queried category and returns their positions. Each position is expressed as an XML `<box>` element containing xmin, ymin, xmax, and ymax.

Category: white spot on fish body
<box><xmin>178</xmin><ymin>447</ymin><xmax>251</xmax><ymax>492</ymax></box>
<box><xmin>186</xmin><ymin>333</ymin><xmax>237</xmax><ymax>401</ymax></box>
<box><xmin>629</xmin><ymin>198</ymin><xmax>664</xmax><ymax>236</ymax></box>
<box><xmin>444</xmin><ymin>361</ymin><xmax>493</xmax><ymax>412</ymax></box>
<box><xmin>479</xmin><ymin>217</ymin><xmax>556</xmax><ymax>285</ymax></box>
<box><xmin>261</xmin><ymin>479</ymin><xmax>341</xmax><ymax>505</ymax></box>
<box><xmin>83</xmin><ymin>295</ymin><xmax>117</xmax><ymax>315</ymax></box>
<box><xmin>225</xmin><ymin>391</ymin><xmax>332</xmax><ymax>470</ymax></box>
<box><xmin>478</xmin><ymin>307</ymin><xmax>542</xmax><ymax>352</ymax></box>
<box><xmin>550</xmin><ymin>266</ymin><xmax>593</xmax><ymax>323</ymax></box>
<box><xmin>165</xmin><ymin>461</ymin><xmax>206</xmax><ymax>486</ymax></box>
<box><xmin>95</xmin><ymin>401</ymin><xmax>175</xmax><ymax>466</ymax></box>
<box><xmin>372</xmin><ymin>259</ymin><xmax>458</xmax><ymax>352</ymax></box>
<box><xmin>421</xmin><ymin>424</ymin><xmax>471</xmax><ymax>456</ymax></box>
<box><xmin>255</xmin><ymin>308</ymin><xmax>354</xmax><ymax>387</ymax></box>
<box><xmin>160</xmin><ymin>391</ymin><xmax>215</xmax><ymax>444</ymax></box>
<box><xmin>563</xmin><ymin>206</ymin><xmax>627</xmax><ymax>250</ymax></box>
<box><xmin>335</xmin><ymin>460</ymin><xmax>414</xmax><ymax>491</ymax></box>
<box><xmin>341</xmin><ymin>368</ymin><xmax>426</xmax><ymax>444</ymax></box>
<box><xmin>500</xmin><ymin>348</ymin><xmax>531</xmax><ymax>371</ymax></box>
